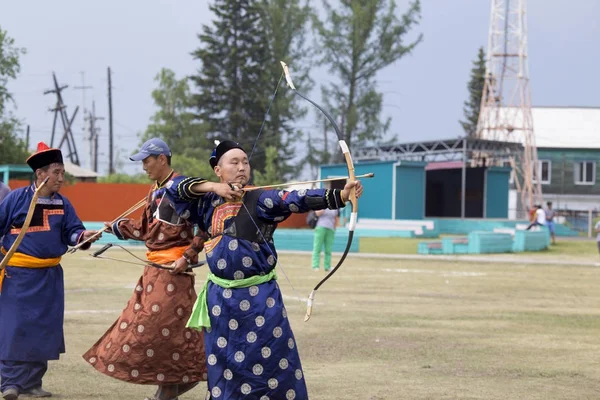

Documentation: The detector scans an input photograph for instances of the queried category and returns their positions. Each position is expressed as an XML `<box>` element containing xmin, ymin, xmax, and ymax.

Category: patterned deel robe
<box><xmin>83</xmin><ymin>171</ymin><xmax>209</xmax><ymax>385</ymax></box>
<box><xmin>167</xmin><ymin>177</ymin><xmax>348</xmax><ymax>400</ymax></box>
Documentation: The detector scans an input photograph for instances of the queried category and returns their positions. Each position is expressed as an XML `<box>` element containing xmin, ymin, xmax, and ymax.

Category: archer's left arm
<box><xmin>256</xmin><ymin>188</ymin><xmax>347</xmax><ymax>222</ymax></box>
<box><xmin>257</xmin><ymin>180</ymin><xmax>362</xmax><ymax>220</ymax></box>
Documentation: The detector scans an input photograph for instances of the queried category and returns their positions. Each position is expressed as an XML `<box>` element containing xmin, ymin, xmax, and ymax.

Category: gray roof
<box><xmin>64</xmin><ymin>162</ymin><xmax>99</xmax><ymax>178</ymax></box>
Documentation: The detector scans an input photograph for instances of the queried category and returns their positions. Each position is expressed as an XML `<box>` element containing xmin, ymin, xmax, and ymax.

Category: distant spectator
<box><xmin>545</xmin><ymin>201</ymin><xmax>556</xmax><ymax>244</ymax></box>
<box><xmin>595</xmin><ymin>219</ymin><xmax>600</xmax><ymax>258</ymax></box>
<box><xmin>526</xmin><ymin>205</ymin><xmax>546</xmax><ymax>231</ymax></box>
<box><xmin>311</xmin><ymin>208</ymin><xmax>340</xmax><ymax>271</ymax></box>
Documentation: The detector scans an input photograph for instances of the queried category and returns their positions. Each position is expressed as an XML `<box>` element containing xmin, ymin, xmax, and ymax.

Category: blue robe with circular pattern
<box><xmin>167</xmin><ymin>181</ymin><xmax>338</xmax><ymax>400</ymax></box>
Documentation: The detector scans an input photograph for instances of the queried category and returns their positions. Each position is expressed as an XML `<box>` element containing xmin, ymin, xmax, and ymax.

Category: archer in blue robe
<box><xmin>0</xmin><ymin>185</ymin><xmax>90</xmax><ymax>394</ymax></box>
<box><xmin>167</xmin><ymin>176</ymin><xmax>348</xmax><ymax>400</ymax></box>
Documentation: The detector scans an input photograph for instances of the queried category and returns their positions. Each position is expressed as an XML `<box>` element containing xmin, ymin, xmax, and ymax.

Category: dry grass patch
<box><xmin>31</xmin><ymin>249</ymin><xmax>600</xmax><ymax>399</ymax></box>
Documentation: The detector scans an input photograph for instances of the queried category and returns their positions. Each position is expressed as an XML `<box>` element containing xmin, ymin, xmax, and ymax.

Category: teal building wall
<box><xmin>320</xmin><ymin>160</ymin><xmax>427</xmax><ymax>220</ymax></box>
<box><xmin>485</xmin><ymin>166</ymin><xmax>511</xmax><ymax>218</ymax></box>
<box><xmin>320</xmin><ymin>161</ymin><xmax>394</xmax><ymax>219</ymax></box>
<box><xmin>395</xmin><ymin>161</ymin><xmax>426</xmax><ymax>219</ymax></box>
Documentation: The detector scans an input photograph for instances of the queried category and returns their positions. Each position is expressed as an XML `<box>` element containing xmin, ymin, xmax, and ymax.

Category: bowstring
<box><xmin>248</xmin><ymin>72</ymin><xmax>284</xmax><ymax>161</ymax></box>
<box><xmin>243</xmin><ymin>69</ymin><xmax>303</xmax><ymax>302</ymax></box>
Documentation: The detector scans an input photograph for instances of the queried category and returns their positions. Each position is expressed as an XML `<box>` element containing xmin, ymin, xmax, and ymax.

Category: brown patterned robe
<box><xmin>83</xmin><ymin>171</ymin><xmax>208</xmax><ymax>385</ymax></box>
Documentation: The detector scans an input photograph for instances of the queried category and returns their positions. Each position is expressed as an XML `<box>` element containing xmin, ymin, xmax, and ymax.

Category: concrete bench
<box><xmin>356</xmin><ymin>218</ymin><xmax>438</xmax><ymax>238</ymax></box>
<box><xmin>512</xmin><ymin>229</ymin><xmax>550</xmax><ymax>252</ymax></box>
<box><xmin>417</xmin><ymin>241</ymin><xmax>444</xmax><ymax>255</ymax></box>
<box><xmin>467</xmin><ymin>231</ymin><xmax>513</xmax><ymax>254</ymax></box>
<box><xmin>441</xmin><ymin>237</ymin><xmax>470</xmax><ymax>254</ymax></box>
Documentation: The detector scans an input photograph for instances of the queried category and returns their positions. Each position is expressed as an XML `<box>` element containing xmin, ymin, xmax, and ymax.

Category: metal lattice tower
<box><xmin>476</xmin><ymin>0</ymin><xmax>542</xmax><ymax>216</ymax></box>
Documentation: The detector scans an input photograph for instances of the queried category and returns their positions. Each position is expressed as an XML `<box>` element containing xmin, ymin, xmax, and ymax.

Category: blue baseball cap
<box><xmin>129</xmin><ymin>138</ymin><xmax>172</xmax><ymax>161</ymax></box>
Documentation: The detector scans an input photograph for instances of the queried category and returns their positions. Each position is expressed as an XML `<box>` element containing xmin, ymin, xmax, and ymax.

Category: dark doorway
<box><xmin>425</xmin><ymin>167</ymin><xmax>485</xmax><ymax>217</ymax></box>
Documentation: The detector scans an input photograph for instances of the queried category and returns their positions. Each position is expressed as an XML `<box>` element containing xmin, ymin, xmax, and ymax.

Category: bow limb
<box><xmin>0</xmin><ymin>177</ymin><xmax>50</xmax><ymax>271</ymax></box>
<box><xmin>280</xmin><ymin>61</ymin><xmax>359</xmax><ymax>321</ymax></box>
<box><xmin>305</xmin><ymin>142</ymin><xmax>357</xmax><ymax>321</ymax></box>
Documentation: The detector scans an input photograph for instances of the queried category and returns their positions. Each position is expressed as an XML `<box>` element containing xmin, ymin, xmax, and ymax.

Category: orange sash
<box><xmin>0</xmin><ymin>247</ymin><xmax>61</xmax><ymax>292</ymax></box>
<box><xmin>146</xmin><ymin>245</ymin><xmax>188</xmax><ymax>265</ymax></box>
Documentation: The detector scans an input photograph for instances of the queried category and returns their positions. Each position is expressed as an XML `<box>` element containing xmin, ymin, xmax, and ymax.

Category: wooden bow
<box><xmin>281</xmin><ymin>61</ymin><xmax>359</xmax><ymax>321</ymax></box>
<box><xmin>0</xmin><ymin>177</ymin><xmax>50</xmax><ymax>271</ymax></box>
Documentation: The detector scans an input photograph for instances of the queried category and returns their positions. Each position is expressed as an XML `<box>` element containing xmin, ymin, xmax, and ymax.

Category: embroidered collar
<box><xmin>155</xmin><ymin>170</ymin><xmax>175</xmax><ymax>188</ymax></box>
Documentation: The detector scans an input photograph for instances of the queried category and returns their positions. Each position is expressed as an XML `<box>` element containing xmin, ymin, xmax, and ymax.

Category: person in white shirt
<box><xmin>526</xmin><ymin>205</ymin><xmax>546</xmax><ymax>230</ymax></box>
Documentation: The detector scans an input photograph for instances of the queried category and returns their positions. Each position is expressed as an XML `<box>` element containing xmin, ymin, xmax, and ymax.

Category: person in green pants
<box><xmin>312</xmin><ymin>208</ymin><xmax>340</xmax><ymax>271</ymax></box>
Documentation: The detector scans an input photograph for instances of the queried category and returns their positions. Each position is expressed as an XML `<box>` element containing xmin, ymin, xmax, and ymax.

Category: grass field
<box><xmin>31</xmin><ymin>245</ymin><xmax>600</xmax><ymax>399</ymax></box>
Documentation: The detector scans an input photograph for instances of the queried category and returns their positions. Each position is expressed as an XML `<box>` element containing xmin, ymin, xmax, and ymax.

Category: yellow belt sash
<box><xmin>0</xmin><ymin>247</ymin><xmax>61</xmax><ymax>293</ymax></box>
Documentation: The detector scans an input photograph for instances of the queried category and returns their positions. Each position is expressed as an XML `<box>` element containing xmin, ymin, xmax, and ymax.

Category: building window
<box><xmin>533</xmin><ymin>160</ymin><xmax>551</xmax><ymax>185</ymax></box>
<box><xmin>574</xmin><ymin>161</ymin><xmax>596</xmax><ymax>185</ymax></box>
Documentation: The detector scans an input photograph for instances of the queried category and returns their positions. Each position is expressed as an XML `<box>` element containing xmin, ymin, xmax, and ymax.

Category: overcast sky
<box><xmin>2</xmin><ymin>0</ymin><xmax>599</xmax><ymax>175</ymax></box>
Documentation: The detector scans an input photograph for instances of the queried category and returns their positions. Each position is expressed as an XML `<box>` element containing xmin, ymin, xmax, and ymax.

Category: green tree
<box><xmin>171</xmin><ymin>154</ymin><xmax>216</xmax><ymax>181</ymax></box>
<box><xmin>261</xmin><ymin>0</ymin><xmax>314</xmax><ymax>179</ymax></box>
<box><xmin>190</xmin><ymin>0</ymin><xmax>313</xmax><ymax>181</ymax></box>
<box><xmin>190</xmin><ymin>0</ymin><xmax>271</xmax><ymax>174</ymax></box>
<box><xmin>460</xmin><ymin>47</ymin><xmax>486</xmax><ymax>137</ymax></box>
<box><xmin>301</xmin><ymin>115</ymin><xmax>334</xmax><ymax>179</ymax></box>
<box><xmin>123</xmin><ymin>68</ymin><xmax>215</xmax><ymax>180</ymax></box>
<box><xmin>252</xmin><ymin>146</ymin><xmax>279</xmax><ymax>186</ymax></box>
<box><xmin>0</xmin><ymin>27</ymin><xmax>28</xmax><ymax>164</ymax></box>
<box><xmin>141</xmin><ymin>68</ymin><xmax>210</xmax><ymax>157</ymax></box>
<box><xmin>314</xmin><ymin>0</ymin><xmax>422</xmax><ymax>160</ymax></box>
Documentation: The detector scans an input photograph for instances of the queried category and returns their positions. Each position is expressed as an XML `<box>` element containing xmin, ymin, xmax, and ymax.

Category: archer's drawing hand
<box><xmin>213</xmin><ymin>182</ymin><xmax>242</xmax><ymax>202</ymax></box>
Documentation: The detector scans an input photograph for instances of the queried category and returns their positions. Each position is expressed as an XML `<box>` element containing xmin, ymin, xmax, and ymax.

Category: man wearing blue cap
<box><xmin>83</xmin><ymin>138</ymin><xmax>208</xmax><ymax>400</ymax></box>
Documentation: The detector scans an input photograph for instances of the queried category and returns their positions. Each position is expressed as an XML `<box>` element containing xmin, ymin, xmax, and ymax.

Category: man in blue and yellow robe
<box><xmin>0</xmin><ymin>142</ymin><xmax>101</xmax><ymax>400</ymax></box>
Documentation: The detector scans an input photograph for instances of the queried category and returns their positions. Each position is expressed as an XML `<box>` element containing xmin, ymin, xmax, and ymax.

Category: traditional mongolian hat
<box><xmin>209</xmin><ymin>140</ymin><xmax>245</xmax><ymax>169</ymax></box>
<box><xmin>26</xmin><ymin>142</ymin><xmax>63</xmax><ymax>171</ymax></box>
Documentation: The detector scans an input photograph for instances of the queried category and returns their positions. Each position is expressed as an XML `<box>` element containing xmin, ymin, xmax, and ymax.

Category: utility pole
<box><xmin>107</xmin><ymin>67</ymin><xmax>115</xmax><ymax>174</ymax></box>
<box><xmin>85</xmin><ymin>101</ymin><xmax>104</xmax><ymax>173</ymax></box>
<box><xmin>25</xmin><ymin>125</ymin><xmax>30</xmax><ymax>151</ymax></box>
<box><xmin>43</xmin><ymin>72</ymin><xmax>81</xmax><ymax>165</ymax></box>
<box><xmin>476</xmin><ymin>0</ymin><xmax>542</xmax><ymax>218</ymax></box>
<box><xmin>74</xmin><ymin>71</ymin><xmax>93</xmax><ymax>169</ymax></box>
